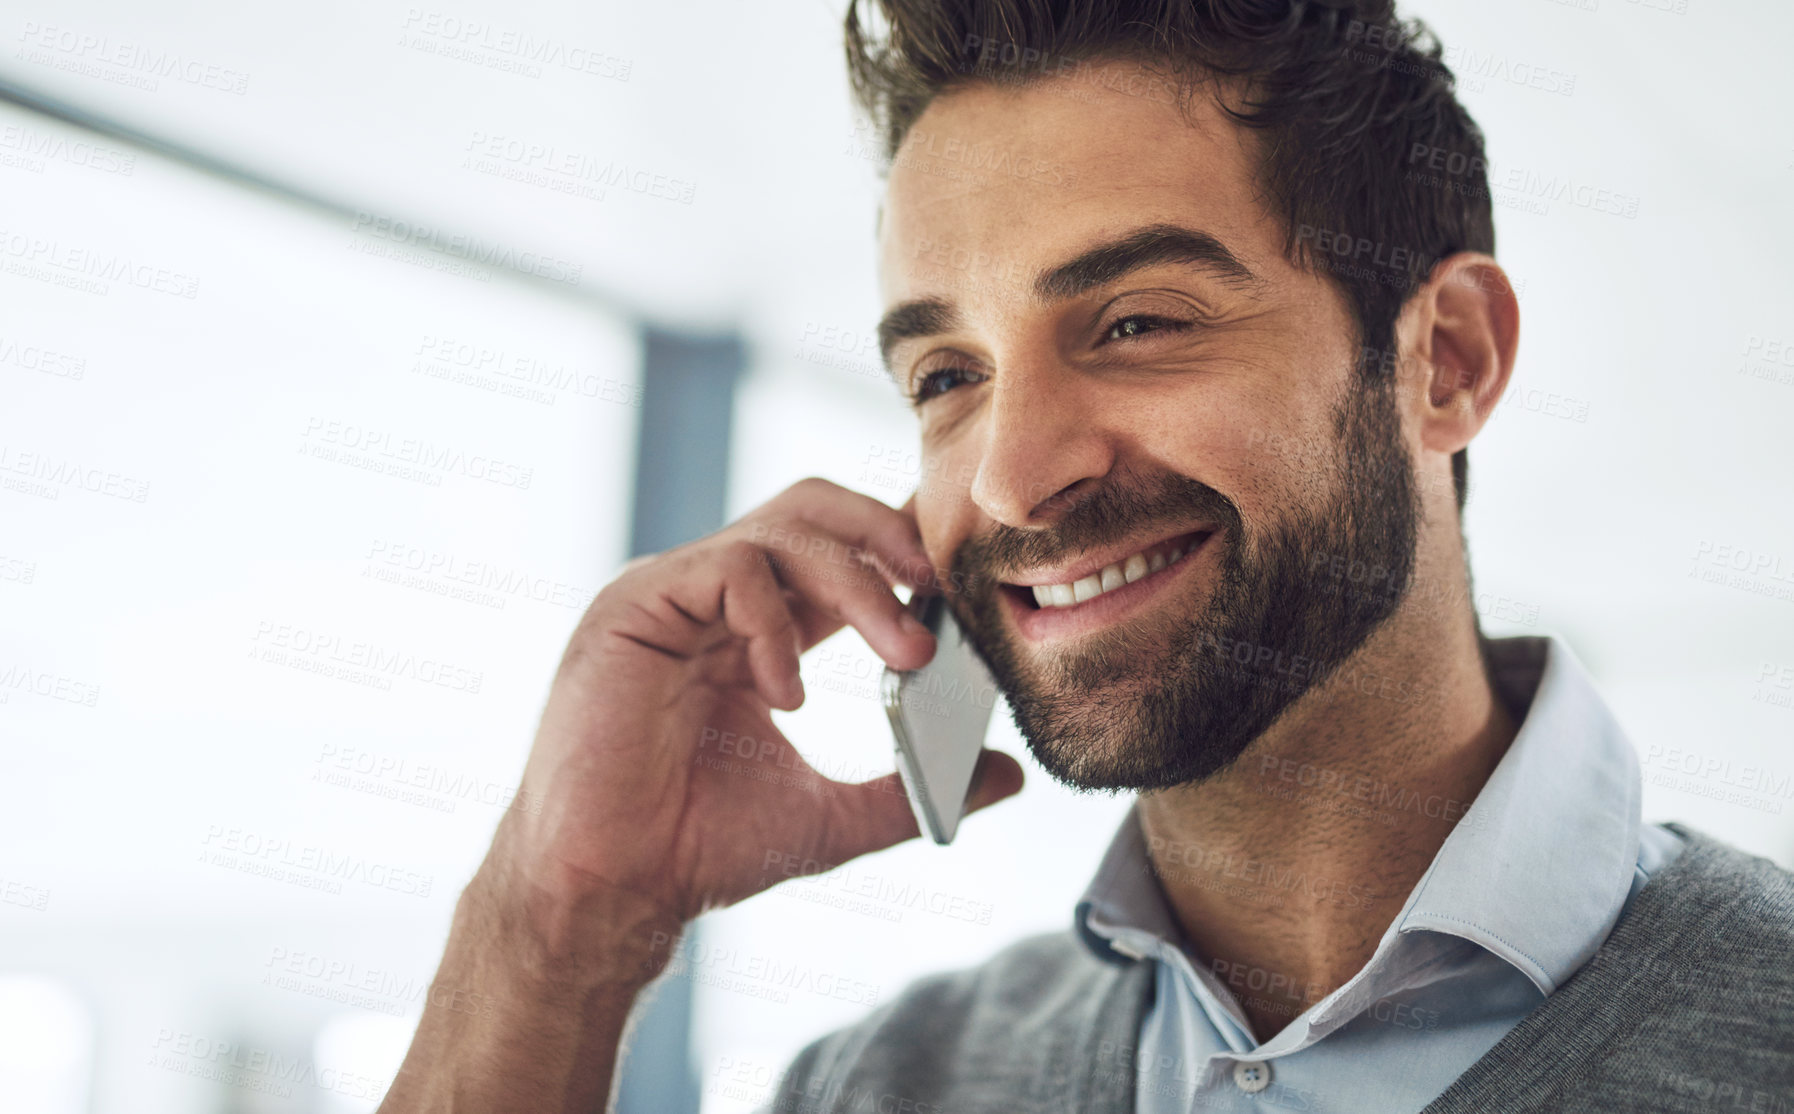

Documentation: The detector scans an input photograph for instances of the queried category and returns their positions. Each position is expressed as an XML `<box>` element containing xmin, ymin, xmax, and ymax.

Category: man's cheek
<box><xmin>913</xmin><ymin>494</ymin><xmax>967</xmax><ymax>585</ymax></box>
<box><xmin>922</xmin><ymin>537</ymin><xmax>961</xmax><ymax>595</ymax></box>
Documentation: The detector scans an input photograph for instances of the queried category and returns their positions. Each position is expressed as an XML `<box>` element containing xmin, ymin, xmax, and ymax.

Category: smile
<box><xmin>1024</xmin><ymin>534</ymin><xmax>1200</xmax><ymax>608</ymax></box>
<box><xmin>1000</xmin><ymin>529</ymin><xmax>1216</xmax><ymax>641</ymax></box>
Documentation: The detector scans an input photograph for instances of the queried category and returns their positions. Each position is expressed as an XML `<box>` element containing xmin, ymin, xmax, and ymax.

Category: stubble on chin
<box><xmin>954</xmin><ymin>542</ymin><xmax>1256</xmax><ymax>794</ymax></box>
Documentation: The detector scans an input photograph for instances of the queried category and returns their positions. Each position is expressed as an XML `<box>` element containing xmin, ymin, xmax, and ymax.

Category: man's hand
<box><xmin>509</xmin><ymin>477</ymin><xmax>1021</xmax><ymax>923</ymax></box>
<box><xmin>379</xmin><ymin>478</ymin><xmax>1024</xmax><ymax>1113</ymax></box>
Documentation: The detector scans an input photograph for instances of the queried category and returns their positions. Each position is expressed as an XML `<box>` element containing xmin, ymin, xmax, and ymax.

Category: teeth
<box><xmin>1026</xmin><ymin>537</ymin><xmax>1201</xmax><ymax>609</ymax></box>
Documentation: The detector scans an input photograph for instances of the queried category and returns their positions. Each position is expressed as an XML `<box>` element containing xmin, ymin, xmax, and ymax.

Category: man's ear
<box><xmin>1393</xmin><ymin>252</ymin><xmax>1520</xmax><ymax>461</ymax></box>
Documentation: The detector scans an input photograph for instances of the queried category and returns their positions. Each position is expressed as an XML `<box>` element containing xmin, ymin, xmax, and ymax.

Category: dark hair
<box><xmin>844</xmin><ymin>0</ymin><xmax>1494</xmax><ymax>514</ymax></box>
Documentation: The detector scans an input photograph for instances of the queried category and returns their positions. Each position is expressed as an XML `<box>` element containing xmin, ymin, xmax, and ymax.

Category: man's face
<box><xmin>877</xmin><ymin>63</ymin><xmax>1422</xmax><ymax>793</ymax></box>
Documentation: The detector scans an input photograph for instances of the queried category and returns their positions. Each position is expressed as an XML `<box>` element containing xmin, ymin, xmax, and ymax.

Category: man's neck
<box><xmin>1134</xmin><ymin>599</ymin><xmax>1519</xmax><ymax>1043</ymax></box>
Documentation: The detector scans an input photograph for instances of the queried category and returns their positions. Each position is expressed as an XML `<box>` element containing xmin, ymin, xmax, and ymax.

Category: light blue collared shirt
<box><xmin>1075</xmin><ymin>634</ymin><xmax>1686</xmax><ymax>1113</ymax></box>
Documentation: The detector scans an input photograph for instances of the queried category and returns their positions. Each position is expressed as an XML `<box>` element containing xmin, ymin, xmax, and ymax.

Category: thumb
<box><xmin>963</xmin><ymin>748</ymin><xmax>1025</xmax><ymax>814</ymax></box>
<box><xmin>821</xmin><ymin>749</ymin><xmax>1025</xmax><ymax>862</ymax></box>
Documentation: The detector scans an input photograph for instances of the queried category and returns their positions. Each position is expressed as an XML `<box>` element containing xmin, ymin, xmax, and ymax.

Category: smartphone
<box><xmin>881</xmin><ymin>592</ymin><xmax>1001</xmax><ymax>844</ymax></box>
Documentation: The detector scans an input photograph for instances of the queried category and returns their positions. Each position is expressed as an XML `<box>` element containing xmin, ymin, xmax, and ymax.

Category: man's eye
<box><xmin>911</xmin><ymin>366</ymin><xmax>983</xmax><ymax>404</ymax></box>
<box><xmin>1105</xmin><ymin>314</ymin><xmax>1189</xmax><ymax>341</ymax></box>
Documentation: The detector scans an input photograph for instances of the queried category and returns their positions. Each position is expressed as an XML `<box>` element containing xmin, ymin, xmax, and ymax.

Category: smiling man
<box><xmin>376</xmin><ymin>2</ymin><xmax>1794</xmax><ymax>1113</ymax></box>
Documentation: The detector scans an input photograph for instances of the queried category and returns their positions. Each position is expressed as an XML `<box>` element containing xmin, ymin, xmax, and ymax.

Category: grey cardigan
<box><xmin>763</xmin><ymin>824</ymin><xmax>1794</xmax><ymax>1113</ymax></box>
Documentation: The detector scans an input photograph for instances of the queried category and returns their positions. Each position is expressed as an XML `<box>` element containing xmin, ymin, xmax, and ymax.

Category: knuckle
<box><xmin>719</xmin><ymin>538</ymin><xmax>771</xmax><ymax>574</ymax></box>
<box><xmin>590</xmin><ymin>575</ymin><xmax>634</xmax><ymax>614</ymax></box>
<box><xmin>601</xmin><ymin>553</ymin><xmax>645</xmax><ymax>583</ymax></box>
<box><xmin>594</xmin><ymin>549</ymin><xmax>669</xmax><ymax>604</ymax></box>
<box><xmin>598</xmin><ymin>554</ymin><xmax>656</xmax><ymax>596</ymax></box>
<box><xmin>788</xmin><ymin>476</ymin><xmax>839</xmax><ymax>499</ymax></box>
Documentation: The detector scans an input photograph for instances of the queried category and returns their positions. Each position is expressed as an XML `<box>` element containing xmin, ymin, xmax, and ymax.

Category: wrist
<box><xmin>459</xmin><ymin>848</ymin><xmax>687</xmax><ymax>992</ymax></box>
<box><xmin>382</xmin><ymin>855</ymin><xmax>679</xmax><ymax>1113</ymax></box>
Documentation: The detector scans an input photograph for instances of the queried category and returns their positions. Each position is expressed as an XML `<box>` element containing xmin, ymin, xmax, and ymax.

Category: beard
<box><xmin>946</xmin><ymin>376</ymin><xmax>1422</xmax><ymax>793</ymax></box>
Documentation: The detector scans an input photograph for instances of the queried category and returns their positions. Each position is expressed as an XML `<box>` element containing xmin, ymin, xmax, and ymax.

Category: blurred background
<box><xmin>2</xmin><ymin>0</ymin><xmax>1791</xmax><ymax>1110</ymax></box>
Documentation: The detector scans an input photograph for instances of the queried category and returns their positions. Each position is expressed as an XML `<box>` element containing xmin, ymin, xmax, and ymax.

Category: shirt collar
<box><xmin>1392</xmin><ymin>634</ymin><xmax>1641</xmax><ymax>993</ymax></box>
<box><xmin>1073</xmin><ymin>800</ymin><xmax>1175</xmax><ymax>967</ymax></box>
<box><xmin>1073</xmin><ymin>633</ymin><xmax>1643</xmax><ymax>996</ymax></box>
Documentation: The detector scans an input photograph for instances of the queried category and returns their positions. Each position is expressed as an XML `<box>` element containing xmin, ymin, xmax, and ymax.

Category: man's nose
<box><xmin>967</xmin><ymin>368</ymin><xmax>1115</xmax><ymax>528</ymax></box>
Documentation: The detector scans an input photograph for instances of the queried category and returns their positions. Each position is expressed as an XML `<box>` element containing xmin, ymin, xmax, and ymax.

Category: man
<box><xmin>379</xmin><ymin>1</ymin><xmax>1794</xmax><ymax>1111</ymax></box>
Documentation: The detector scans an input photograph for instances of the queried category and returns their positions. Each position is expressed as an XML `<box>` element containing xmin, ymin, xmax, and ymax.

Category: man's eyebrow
<box><xmin>877</xmin><ymin>298</ymin><xmax>961</xmax><ymax>377</ymax></box>
<box><xmin>1034</xmin><ymin>223</ymin><xmax>1260</xmax><ymax>302</ymax></box>
<box><xmin>876</xmin><ymin>224</ymin><xmax>1260</xmax><ymax>375</ymax></box>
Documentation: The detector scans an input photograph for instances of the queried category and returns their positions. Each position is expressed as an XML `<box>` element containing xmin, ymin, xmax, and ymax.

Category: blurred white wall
<box><xmin>2</xmin><ymin>2</ymin><xmax>1791</xmax><ymax>1113</ymax></box>
<box><xmin>0</xmin><ymin>90</ymin><xmax>640</xmax><ymax>1113</ymax></box>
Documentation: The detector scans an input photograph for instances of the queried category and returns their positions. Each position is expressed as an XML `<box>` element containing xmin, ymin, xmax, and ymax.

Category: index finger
<box><xmin>762</xmin><ymin>478</ymin><xmax>934</xmax><ymax>588</ymax></box>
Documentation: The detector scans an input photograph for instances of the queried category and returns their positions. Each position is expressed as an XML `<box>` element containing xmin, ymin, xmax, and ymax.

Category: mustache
<box><xmin>949</xmin><ymin>470</ymin><xmax>1242</xmax><ymax>592</ymax></box>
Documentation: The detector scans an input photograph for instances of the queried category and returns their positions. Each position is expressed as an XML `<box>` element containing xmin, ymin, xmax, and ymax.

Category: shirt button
<box><xmin>1232</xmin><ymin>1060</ymin><xmax>1272</xmax><ymax>1094</ymax></box>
